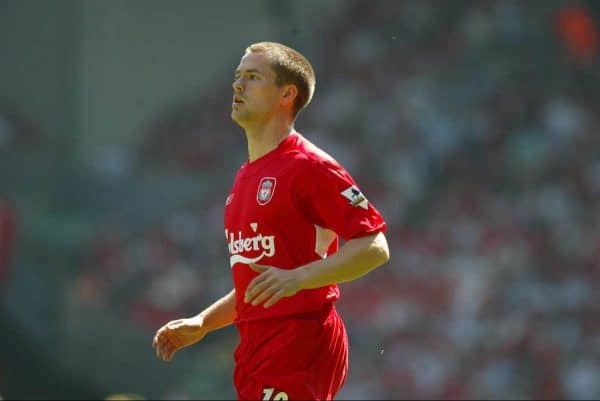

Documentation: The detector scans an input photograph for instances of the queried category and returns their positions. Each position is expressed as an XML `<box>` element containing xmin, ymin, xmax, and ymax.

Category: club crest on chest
<box><xmin>257</xmin><ymin>177</ymin><xmax>276</xmax><ymax>205</ymax></box>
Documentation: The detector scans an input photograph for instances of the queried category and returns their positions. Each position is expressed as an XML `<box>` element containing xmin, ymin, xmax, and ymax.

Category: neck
<box><xmin>245</xmin><ymin>117</ymin><xmax>294</xmax><ymax>162</ymax></box>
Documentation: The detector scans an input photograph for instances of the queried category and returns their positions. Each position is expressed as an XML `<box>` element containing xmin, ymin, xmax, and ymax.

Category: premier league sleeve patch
<box><xmin>341</xmin><ymin>185</ymin><xmax>369</xmax><ymax>210</ymax></box>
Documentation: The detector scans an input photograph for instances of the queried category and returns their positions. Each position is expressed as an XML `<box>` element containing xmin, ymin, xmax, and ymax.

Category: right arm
<box><xmin>152</xmin><ymin>289</ymin><xmax>236</xmax><ymax>362</ymax></box>
<box><xmin>194</xmin><ymin>288</ymin><xmax>237</xmax><ymax>331</ymax></box>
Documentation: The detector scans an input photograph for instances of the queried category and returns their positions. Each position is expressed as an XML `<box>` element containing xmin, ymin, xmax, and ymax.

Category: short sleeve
<box><xmin>294</xmin><ymin>158</ymin><xmax>387</xmax><ymax>241</ymax></box>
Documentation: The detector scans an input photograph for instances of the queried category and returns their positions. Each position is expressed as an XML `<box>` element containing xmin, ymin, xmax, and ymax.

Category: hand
<box><xmin>152</xmin><ymin>317</ymin><xmax>208</xmax><ymax>362</ymax></box>
<box><xmin>244</xmin><ymin>263</ymin><xmax>303</xmax><ymax>308</ymax></box>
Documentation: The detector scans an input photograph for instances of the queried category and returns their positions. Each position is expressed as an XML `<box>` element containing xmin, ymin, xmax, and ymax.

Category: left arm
<box><xmin>245</xmin><ymin>231</ymin><xmax>389</xmax><ymax>308</ymax></box>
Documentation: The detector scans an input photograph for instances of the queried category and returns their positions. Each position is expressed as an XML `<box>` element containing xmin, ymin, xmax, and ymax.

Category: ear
<box><xmin>281</xmin><ymin>84</ymin><xmax>298</xmax><ymax>107</ymax></box>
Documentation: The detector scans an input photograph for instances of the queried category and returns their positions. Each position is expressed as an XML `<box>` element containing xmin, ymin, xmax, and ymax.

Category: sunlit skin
<box><xmin>152</xmin><ymin>289</ymin><xmax>236</xmax><ymax>361</ymax></box>
<box><xmin>231</xmin><ymin>52</ymin><xmax>298</xmax><ymax>163</ymax></box>
<box><xmin>231</xmin><ymin>52</ymin><xmax>283</xmax><ymax>126</ymax></box>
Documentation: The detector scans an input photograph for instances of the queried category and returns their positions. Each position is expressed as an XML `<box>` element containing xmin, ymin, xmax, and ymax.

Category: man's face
<box><xmin>231</xmin><ymin>52</ymin><xmax>284</xmax><ymax>127</ymax></box>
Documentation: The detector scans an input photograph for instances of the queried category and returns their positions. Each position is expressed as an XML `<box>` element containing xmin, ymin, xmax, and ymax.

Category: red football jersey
<box><xmin>224</xmin><ymin>131</ymin><xmax>387</xmax><ymax>322</ymax></box>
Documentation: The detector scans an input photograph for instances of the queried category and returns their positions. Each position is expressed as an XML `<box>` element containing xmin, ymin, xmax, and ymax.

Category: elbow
<box><xmin>372</xmin><ymin>232</ymin><xmax>390</xmax><ymax>267</ymax></box>
<box><xmin>380</xmin><ymin>243</ymin><xmax>390</xmax><ymax>265</ymax></box>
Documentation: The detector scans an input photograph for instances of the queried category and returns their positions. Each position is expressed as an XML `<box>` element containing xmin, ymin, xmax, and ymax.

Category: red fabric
<box><xmin>233</xmin><ymin>305</ymin><xmax>348</xmax><ymax>400</ymax></box>
<box><xmin>0</xmin><ymin>201</ymin><xmax>16</xmax><ymax>285</ymax></box>
<box><xmin>557</xmin><ymin>3</ymin><xmax>599</xmax><ymax>62</ymax></box>
<box><xmin>224</xmin><ymin>131</ymin><xmax>387</xmax><ymax>323</ymax></box>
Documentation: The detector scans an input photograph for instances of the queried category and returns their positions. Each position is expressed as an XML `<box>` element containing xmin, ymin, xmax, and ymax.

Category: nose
<box><xmin>232</xmin><ymin>78</ymin><xmax>243</xmax><ymax>93</ymax></box>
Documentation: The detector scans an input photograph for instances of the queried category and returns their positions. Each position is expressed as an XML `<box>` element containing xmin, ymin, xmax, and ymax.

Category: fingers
<box><xmin>244</xmin><ymin>265</ymin><xmax>292</xmax><ymax>308</ymax></box>
<box><xmin>152</xmin><ymin>319</ymin><xmax>185</xmax><ymax>346</ymax></box>
<box><xmin>245</xmin><ymin>273</ymin><xmax>271</xmax><ymax>303</ymax></box>
<box><xmin>153</xmin><ymin>327</ymin><xmax>165</xmax><ymax>349</ymax></box>
<box><xmin>248</xmin><ymin>263</ymin><xmax>268</xmax><ymax>273</ymax></box>
<box><xmin>249</xmin><ymin>285</ymin><xmax>278</xmax><ymax>306</ymax></box>
<box><xmin>153</xmin><ymin>325</ymin><xmax>179</xmax><ymax>362</ymax></box>
<box><xmin>157</xmin><ymin>338</ymin><xmax>176</xmax><ymax>361</ymax></box>
<box><xmin>163</xmin><ymin>339</ymin><xmax>177</xmax><ymax>361</ymax></box>
<box><xmin>155</xmin><ymin>336</ymin><xmax>177</xmax><ymax>361</ymax></box>
<box><xmin>263</xmin><ymin>289</ymin><xmax>285</xmax><ymax>308</ymax></box>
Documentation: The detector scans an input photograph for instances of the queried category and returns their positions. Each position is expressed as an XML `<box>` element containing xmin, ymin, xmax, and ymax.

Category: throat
<box><xmin>246</xmin><ymin>127</ymin><xmax>293</xmax><ymax>162</ymax></box>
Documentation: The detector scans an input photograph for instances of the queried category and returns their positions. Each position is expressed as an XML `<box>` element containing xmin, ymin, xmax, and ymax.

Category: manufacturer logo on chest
<box><xmin>257</xmin><ymin>177</ymin><xmax>276</xmax><ymax>205</ymax></box>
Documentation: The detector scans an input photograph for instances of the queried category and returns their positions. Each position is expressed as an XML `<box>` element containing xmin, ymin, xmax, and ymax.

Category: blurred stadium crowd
<box><xmin>2</xmin><ymin>0</ymin><xmax>600</xmax><ymax>399</ymax></box>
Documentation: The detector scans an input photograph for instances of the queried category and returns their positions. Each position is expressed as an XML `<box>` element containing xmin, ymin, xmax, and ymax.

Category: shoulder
<box><xmin>290</xmin><ymin>132</ymin><xmax>344</xmax><ymax>172</ymax></box>
<box><xmin>286</xmin><ymin>133</ymin><xmax>353</xmax><ymax>189</ymax></box>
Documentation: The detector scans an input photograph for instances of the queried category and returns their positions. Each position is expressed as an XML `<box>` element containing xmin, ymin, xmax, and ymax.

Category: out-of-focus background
<box><xmin>1</xmin><ymin>0</ymin><xmax>599</xmax><ymax>399</ymax></box>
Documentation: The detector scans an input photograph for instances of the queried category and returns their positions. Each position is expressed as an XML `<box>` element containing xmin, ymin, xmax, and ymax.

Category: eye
<box><xmin>249</xmin><ymin>74</ymin><xmax>259</xmax><ymax>80</ymax></box>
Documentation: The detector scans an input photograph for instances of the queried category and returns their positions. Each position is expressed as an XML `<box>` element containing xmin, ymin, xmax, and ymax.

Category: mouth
<box><xmin>232</xmin><ymin>95</ymin><xmax>245</xmax><ymax>105</ymax></box>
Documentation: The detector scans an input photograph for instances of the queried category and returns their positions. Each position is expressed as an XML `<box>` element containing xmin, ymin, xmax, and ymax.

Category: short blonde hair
<box><xmin>246</xmin><ymin>41</ymin><xmax>316</xmax><ymax>119</ymax></box>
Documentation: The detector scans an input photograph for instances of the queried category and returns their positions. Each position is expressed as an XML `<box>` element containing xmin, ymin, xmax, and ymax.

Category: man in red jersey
<box><xmin>153</xmin><ymin>41</ymin><xmax>390</xmax><ymax>400</ymax></box>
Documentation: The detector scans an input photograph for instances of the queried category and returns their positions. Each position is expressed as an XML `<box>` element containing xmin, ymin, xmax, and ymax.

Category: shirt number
<box><xmin>262</xmin><ymin>387</ymin><xmax>289</xmax><ymax>400</ymax></box>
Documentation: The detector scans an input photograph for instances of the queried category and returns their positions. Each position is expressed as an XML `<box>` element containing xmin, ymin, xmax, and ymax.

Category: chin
<box><xmin>231</xmin><ymin>112</ymin><xmax>246</xmax><ymax>127</ymax></box>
